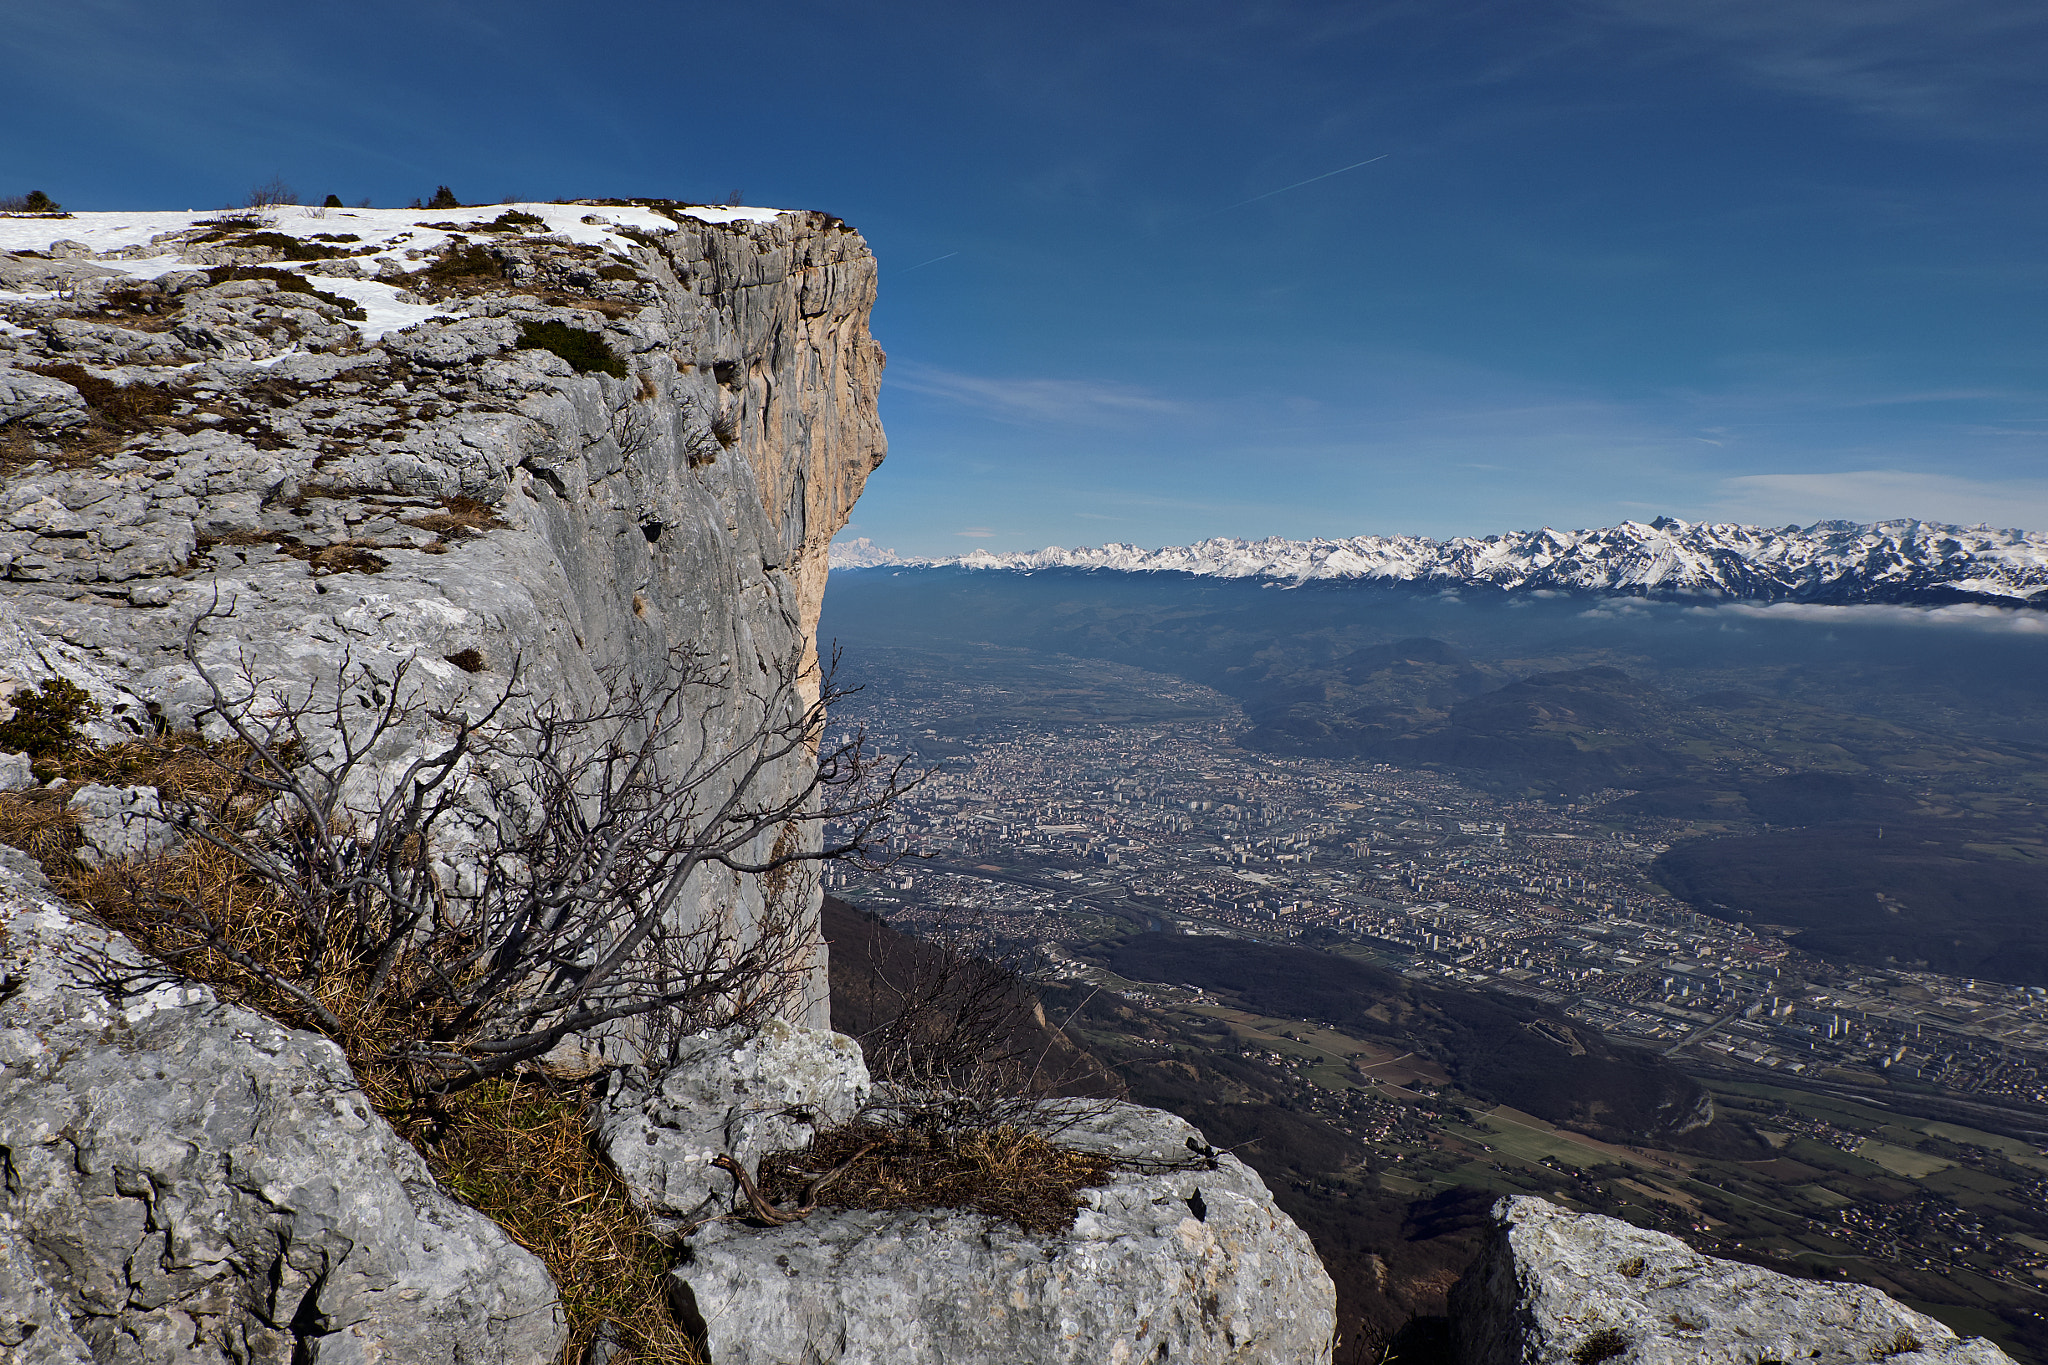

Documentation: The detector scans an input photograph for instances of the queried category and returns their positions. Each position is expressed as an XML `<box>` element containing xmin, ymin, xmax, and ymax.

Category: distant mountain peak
<box><xmin>828</xmin><ymin>519</ymin><xmax>2048</xmax><ymax>606</ymax></box>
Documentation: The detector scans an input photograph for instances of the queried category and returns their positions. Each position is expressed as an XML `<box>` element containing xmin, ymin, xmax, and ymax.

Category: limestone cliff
<box><xmin>0</xmin><ymin>201</ymin><xmax>885</xmax><ymax>1022</ymax></box>
<box><xmin>0</xmin><ymin>201</ymin><xmax>887</xmax><ymax>1359</ymax></box>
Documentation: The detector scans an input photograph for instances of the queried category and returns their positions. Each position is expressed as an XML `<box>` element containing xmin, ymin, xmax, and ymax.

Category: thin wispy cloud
<box><xmin>888</xmin><ymin>362</ymin><xmax>1194</xmax><ymax>426</ymax></box>
<box><xmin>1214</xmin><ymin>154</ymin><xmax>1389</xmax><ymax>216</ymax></box>
<box><xmin>1694</xmin><ymin>601</ymin><xmax>2048</xmax><ymax>635</ymax></box>
<box><xmin>1593</xmin><ymin>0</ymin><xmax>2048</xmax><ymax>136</ymax></box>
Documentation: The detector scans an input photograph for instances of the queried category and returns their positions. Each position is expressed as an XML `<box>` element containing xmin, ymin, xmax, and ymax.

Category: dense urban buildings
<box><xmin>831</xmin><ymin>670</ymin><xmax>2048</xmax><ymax>1111</ymax></box>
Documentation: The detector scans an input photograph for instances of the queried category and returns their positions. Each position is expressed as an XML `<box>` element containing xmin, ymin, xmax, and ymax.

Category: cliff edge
<box><xmin>0</xmin><ymin>200</ymin><xmax>884</xmax><ymax>1021</ymax></box>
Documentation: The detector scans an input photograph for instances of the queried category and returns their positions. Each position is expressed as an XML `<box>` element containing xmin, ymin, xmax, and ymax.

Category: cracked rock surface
<box><xmin>1450</xmin><ymin>1195</ymin><xmax>2016</xmax><ymax>1365</ymax></box>
<box><xmin>597</xmin><ymin>1018</ymin><xmax>872</xmax><ymax>1236</ymax></box>
<box><xmin>0</xmin><ymin>846</ymin><xmax>566</xmax><ymax>1364</ymax></box>
<box><xmin>665</xmin><ymin>1094</ymin><xmax>1336</xmax><ymax>1365</ymax></box>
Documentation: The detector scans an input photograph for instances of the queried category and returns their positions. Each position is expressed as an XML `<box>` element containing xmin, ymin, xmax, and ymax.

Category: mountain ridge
<box><xmin>831</xmin><ymin>517</ymin><xmax>2048</xmax><ymax>606</ymax></box>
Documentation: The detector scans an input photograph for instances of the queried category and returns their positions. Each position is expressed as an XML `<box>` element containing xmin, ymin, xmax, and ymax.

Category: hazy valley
<box><xmin>821</xmin><ymin>564</ymin><xmax>2048</xmax><ymax>1362</ymax></box>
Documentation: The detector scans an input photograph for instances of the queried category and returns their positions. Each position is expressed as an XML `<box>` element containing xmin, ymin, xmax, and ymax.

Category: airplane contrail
<box><xmin>1216</xmin><ymin>154</ymin><xmax>1390</xmax><ymax>215</ymax></box>
<box><xmin>896</xmin><ymin>251</ymin><xmax>959</xmax><ymax>274</ymax></box>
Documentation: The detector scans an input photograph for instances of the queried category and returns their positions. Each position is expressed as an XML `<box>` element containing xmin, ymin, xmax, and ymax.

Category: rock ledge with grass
<box><xmin>610</xmin><ymin>1022</ymin><xmax>1336</xmax><ymax>1365</ymax></box>
<box><xmin>1451</xmin><ymin>1195</ymin><xmax>2016</xmax><ymax>1365</ymax></box>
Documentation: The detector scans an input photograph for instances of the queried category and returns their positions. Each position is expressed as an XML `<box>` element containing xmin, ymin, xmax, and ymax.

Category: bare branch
<box><xmin>112</xmin><ymin>622</ymin><xmax>908</xmax><ymax>1103</ymax></box>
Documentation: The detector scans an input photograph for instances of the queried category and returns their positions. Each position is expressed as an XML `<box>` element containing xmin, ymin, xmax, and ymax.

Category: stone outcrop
<box><xmin>595</xmin><ymin>1022</ymin><xmax>1335</xmax><ymax>1364</ymax></box>
<box><xmin>1451</xmin><ymin>1195</ymin><xmax>2015</xmax><ymax>1365</ymax></box>
<box><xmin>595</xmin><ymin>1018</ymin><xmax>872</xmax><ymax>1237</ymax></box>
<box><xmin>0</xmin><ymin>202</ymin><xmax>887</xmax><ymax>1024</ymax></box>
<box><xmin>0</xmin><ymin>847</ymin><xmax>566</xmax><ymax>1364</ymax></box>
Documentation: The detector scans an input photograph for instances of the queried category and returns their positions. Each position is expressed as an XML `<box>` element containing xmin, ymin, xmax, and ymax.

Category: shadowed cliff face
<box><xmin>0</xmin><ymin>203</ymin><xmax>887</xmax><ymax>1025</ymax></box>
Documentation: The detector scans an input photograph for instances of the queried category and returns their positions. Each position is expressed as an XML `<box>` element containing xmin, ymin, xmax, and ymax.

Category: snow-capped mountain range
<box><xmin>830</xmin><ymin>518</ymin><xmax>2048</xmax><ymax>605</ymax></box>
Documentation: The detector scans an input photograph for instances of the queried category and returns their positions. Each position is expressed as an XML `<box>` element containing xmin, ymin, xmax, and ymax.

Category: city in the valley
<box><xmin>833</xmin><ymin>665</ymin><xmax>2048</xmax><ymax>1112</ymax></box>
<box><xmin>824</xmin><ymin>644</ymin><xmax>2048</xmax><ymax>1327</ymax></box>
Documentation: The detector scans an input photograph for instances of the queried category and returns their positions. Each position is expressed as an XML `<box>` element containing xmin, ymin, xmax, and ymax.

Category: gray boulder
<box><xmin>382</xmin><ymin>315</ymin><xmax>517</xmax><ymax>368</ymax></box>
<box><xmin>673</xmin><ymin>1102</ymin><xmax>1336</xmax><ymax>1365</ymax></box>
<box><xmin>1450</xmin><ymin>1195</ymin><xmax>2014</xmax><ymax>1365</ymax></box>
<box><xmin>0</xmin><ymin>849</ymin><xmax>567</xmax><ymax>1365</ymax></box>
<box><xmin>597</xmin><ymin>1018</ymin><xmax>872</xmax><ymax>1236</ymax></box>
<box><xmin>65</xmin><ymin>783</ymin><xmax>176</xmax><ymax>868</ymax></box>
<box><xmin>0</xmin><ymin>368</ymin><xmax>90</xmax><ymax>433</ymax></box>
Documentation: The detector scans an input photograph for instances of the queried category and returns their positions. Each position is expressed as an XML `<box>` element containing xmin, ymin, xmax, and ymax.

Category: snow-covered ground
<box><xmin>0</xmin><ymin>201</ymin><xmax>791</xmax><ymax>343</ymax></box>
<box><xmin>0</xmin><ymin>201</ymin><xmax>784</xmax><ymax>262</ymax></box>
<box><xmin>829</xmin><ymin>519</ymin><xmax>2048</xmax><ymax>605</ymax></box>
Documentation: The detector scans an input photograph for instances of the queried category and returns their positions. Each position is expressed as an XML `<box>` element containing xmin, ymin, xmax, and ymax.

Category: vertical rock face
<box><xmin>0</xmin><ymin>204</ymin><xmax>887</xmax><ymax>1025</ymax></box>
<box><xmin>0</xmin><ymin>850</ymin><xmax>566</xmax><ymax>1365</ymax></box>
<box><xmin>1450</xmin><ymin>1196</ymin><xmax>2015</xmax><ymax>1365</ymax></box>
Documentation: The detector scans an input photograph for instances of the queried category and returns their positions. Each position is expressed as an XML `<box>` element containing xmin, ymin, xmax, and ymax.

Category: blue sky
<box><xmin>9</xmin><ymin>0</ymin><xmax>2045</xmax><ymax>554</ymax></box>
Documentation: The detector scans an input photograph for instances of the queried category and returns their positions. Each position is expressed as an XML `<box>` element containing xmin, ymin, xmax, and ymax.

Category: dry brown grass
<box><xmin>0</xmin><ymin>732</ymin><xmax>699</xmax><ymax>1365</ymax></box>
<box><xmin>403</xmin><ymin>1080</ymin><xmax>706</xmax><ymax>1365</ymax></box>
<box><xmin>195</xmin><ymin>532</ymin><xmax>391</xmax><ymax>576</ymax></box>
<box><xmin>0</xmin><ymin>423</ymin><xmax>142</xmax><ymax>477</ymax></box>
<box><xmin>308</xmin><ymin>544</ymin><xmax>389</xmax><ymax>575</ymax></box>
<box><xmin>404</xmin><ymin>495</ymin><xmax>506</xmax><ymax>541</ymax></box>
<box><xmin>9</xmin><ymin>734</ymin><xmax>363</xmax><ymax>1038</ymax></box>
<box><xmin>0</xmin><ymin>364</ymin><xmax>187</xmax><ymax>475</ymax></box>
<box><xmin>757</xmin><ymin>1120</ymin><xmax>1114</xmax><ymax>1235</ymax></box>
<box><xmin>27</xmin><ymin>363</ymin><xmax>182</xmax><ymax>430</ymax></box>
<box><xmin>408</xmin><ymin>242</ymin><xmax>510</xmax><ymax>302</ymax></box>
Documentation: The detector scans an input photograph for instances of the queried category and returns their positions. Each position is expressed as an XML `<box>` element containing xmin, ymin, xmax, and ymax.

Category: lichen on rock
<box><xmin>0</xmin><ymin>846</ymin><xmax>566</xmax><ymax>1364</ymax></box>
<box><xmin>1451</xmin><ymin>1195</ymin><xmax>2017</xmax><ymax>1365</ymax></box>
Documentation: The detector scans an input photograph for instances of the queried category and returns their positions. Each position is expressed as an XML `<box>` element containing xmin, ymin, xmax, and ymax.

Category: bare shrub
<box><xmin>247</xmin><ymin>176</ymin><xmax>299</xmax><ymax>208</ymax></box>
<box><xmin>88</xmin><ymin>598</ymin><xmax>914</xmax><ymax>1107</ymax></box>
<box><xmin>840</xmin><ymin>921</ymin><xmax>1112</xmax><ymax>1126</ymax></box>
